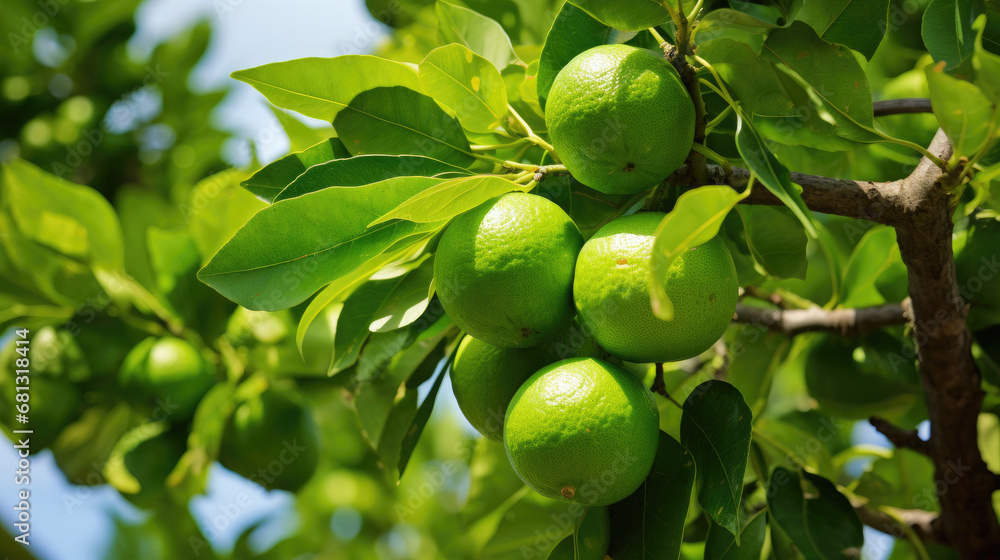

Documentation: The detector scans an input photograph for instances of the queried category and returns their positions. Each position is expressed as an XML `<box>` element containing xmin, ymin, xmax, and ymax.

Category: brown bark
<box><xmin>733</xmin><ymin>300</ymin><xmax>910</xmax><ymax>337</ymax></box>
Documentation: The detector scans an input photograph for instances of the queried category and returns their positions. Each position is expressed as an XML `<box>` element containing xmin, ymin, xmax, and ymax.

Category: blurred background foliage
<box><xmin>1</xmin><ymin>0</ymin><xmax>998</xmax><ymax>559</ymax></box>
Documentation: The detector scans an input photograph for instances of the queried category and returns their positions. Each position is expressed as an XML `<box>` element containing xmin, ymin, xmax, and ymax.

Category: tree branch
<box><xmin>853</xmin><ymin>501</ymin><xmax>942</xmax><ymax>544</ymax></box>
<box><xmin>668</xmin><ymin>164</ymin><xmax>906</xmax><ymax>225</ymax></box>
<box><xmin>874</xmin><ymin>98</ymin><xmax>933</xmax><ymax>116</ymax></box>
<box><xmin>889</xmin><ymin>129</ymin><xmax>1000</xmax><ymax>557</ymax></box>
<box><xmin>732</xmin><ymin>300</ymin><xmax>910</xmax><ymax>337</ymax></box>
<box><xmin>869</xmin><ymin>416</ymin><xmax>930</xmax><ymax>456</ymax></box>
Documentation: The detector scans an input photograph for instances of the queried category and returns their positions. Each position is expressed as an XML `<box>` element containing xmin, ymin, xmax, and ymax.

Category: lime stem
<box><xmin>690</xmin><ymin>143</ymin><xmax>732</xmax><ymax>175</ymax></box>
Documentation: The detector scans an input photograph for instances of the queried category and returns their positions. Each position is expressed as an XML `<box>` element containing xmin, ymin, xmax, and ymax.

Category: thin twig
<box><xmin>732</xmin><ymin>300</ymin><xmax>911</xmax><ymax>337</ymax></box>
<box><xmin>870</xmin><ymin>416</ymin><xmax>931</xmax><ymax>456</ymax></box>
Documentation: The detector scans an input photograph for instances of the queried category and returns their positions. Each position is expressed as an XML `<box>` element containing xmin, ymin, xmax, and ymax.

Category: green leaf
<box><xmin>436</xmin><ymin>1</ymin><xmax>523</xmax><ymax>70</ymax></box>
<box><xmin>274</xmin><ymin>154</ymin><xmax>471</xmax><ymax>202</ymax></box>
<box><xmin>397</xmin><ymin>352</ymin><xmax>448</xmax><ymax>476</ymax></box>
<box><xmin>735</xmin><ymin>114</ymin><xmax>818</xmax><ymax>238</ymax></box>
<box><xmin>242</xmin><ymin>138</ymin><xmax>348</xmax><ymax>202</ymax></box>
<box><xmin>803</xmin><ymin>333</ymin><xmax>922</xmax><ymax>421</ymax></box>
<box><xmin>680</xmin><ymin>380</ymin><xmax>753</xmax><ymax>540</ymax></box>
<box><xmin>419</xmin><ymin>43</ymin><xmax>508</xmax><ymax>133</ymax></box>
<box><xmin>608</xmin><ymin>431</ymin><xmax>696</xmax><ymax>560</ymax></box>
<box><xmin>333</xmin><ymin>86</ymin><xmax>475</xmax><ymax>167</ymax></box>
<box><xmin>332</xmin><ymin>266</ymin><xmax>428</xmax><ymax>373</ymax></box>
<box><xmin>854</xmin><ymin>449</ymin><xmax>936</xmax><ymax>510</ymax></box>
<box><xmin>537</xmin><ymin>3</ymin><xmax>617</xmax><ymax>106</ymax></box>
<box><xmin>197</xmin><ymin>177</ymin><xmax>448</xmax><ymax>311</ymax></box>
<box><xmin>761</xmin><ymin>22</ymin><xmax>881</xmax><ymax>144</ymax></box>
<box><xmin>736</xmin><ymin>206</ymin><xmax>808</xmax><ymax>280</ymax></box>
<box><xmin>767</xmin><ymin>468</ymin><xmax>864</xmax><ymax>559</ymax></box>
<box><xmin>973</xmin><ymin>15</ymin><xmax>1000</xmax><ymax>102</ymax></box>
<box><xmin>922</xmin><ymin>0</ymin><xmax>977</xmax><ymax>70</ymax></box>
<box><xmin>795</xmin><ymin>0</ymin><xmax>891</xmax><ymax>59</ymax></box>
<box><xmin>369</xmin><ymin>255</ymin><xmax>436</xmax><ymax>333</ymax></box>
<box><xmin>650</xmin><ymin>185</ymin><xmax>747</xmax><ymax>320</ymax></box>
<box><xmin>230</xmin><ymin>55</ymin><xmax>419</xmax><ymax>122</ymax></box>
<box><xmin>482</xmin><ymin>490</ymin><xmax>581</xmax><ymax>559</ymax></box>
<box><xmin>926</xmin><ymin>61</ymin><xmax>997</xmax><ymax>158</ymax></box>
<box><xmin>295</xmin><ymin>235</ymin><xmax>433</xmax><ymax>353</ymax></box>
<box><xmin>705</xmin><ymin>510</ymin><xmax>767</xmax><ymax>560</ymax></box>
<box><xmin>697</xmin><ymin>9</ymin><xmax>783</xmax><ymax>34</ymax></box>
<box><xmin>840</xmin><ymin>226</ymin><xmax>902</xmax><ymax>307</ymax></box>
<box><xmin>567</xmin><ymin>0</ymin><xmax>671</xmax><ymax>31</ymax></box>
<box><xmin>697</xmin><ymin>39</ymin><xmax>861</xmax><ymax>152</ymax></box>
<box><xmin>372</xmin><ymin>175</ymin><xmax>531</xmax><ymax>226</ymax></box>
<box><xmin>186</xmin><ymin>170</ymin><xmax>267</xmax><ymax>262</ymax></box>
<box><xmin>2</xmin><ymin>159</ymin><xmax>123</xmax><ymax>269</ymax></box>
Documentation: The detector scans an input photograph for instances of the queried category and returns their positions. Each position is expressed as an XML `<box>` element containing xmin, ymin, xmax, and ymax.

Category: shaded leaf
<box><xmin>704</xmin><ymin>510</ymin><xmax>767</xmax><ymax>560</ymax></box>
<box><xmin>333</xmin><ymin>86</ymin><xmax>475</xmax><ymax>166</ymax></box>
<box><xmin>761</xmin><ymin>22</ymin><xmax>881</xmax><ymax>144</ymax></box>
<box><xmin>767</xmin><ymin>468</ymin><xmax>864</xmax><ymax>560</ymax></box>
<box><xmin>608</xmin><ymin>431</ymin><xmax>696</xmax><ymax>560</ymax></box>
<box><xmin>735</xmin><ymin>113</ymin><xmax>817</xmax><ymax>238</ymax></box>
<box><xmin>736</xmin><ymin>206</ymin><xmax>808</xmax><ymax>280</ymax></box>
<box><xmin>370</xmin><ymin>256</ymin><xmax>436</xmax><ymax>333</ymax></box>
<box><xmin>697</xmin><ymin>39</ymin><xmax>861</xmax><ymax>152</ymax></box>
<box><xmin>796</xmin><ymin>0</ymin><xmax>891</xmax><ymax>59</ymax></box>
<box><xmin>397</xmin><ymin>352</ymin><xmax>449</xmax><ymax>476</ymax></box>
<box><xmin>680</xmin><ymin>380</ymin><xmax>753</xmax><ymax>539</ymax></box>
<box><xmin>922</xmin><ymin>0</ymin><xmax>978</xmax><ymax>70</ymax></box>
<box><xmin>198</xmin><ymin>177</ymin><xmax>447</xmax><ymax>311</ymax></box>
<box><xmin>231</xmin><ymin>55</ymin><xmax>419</xmax><ymax>122</ymax></box>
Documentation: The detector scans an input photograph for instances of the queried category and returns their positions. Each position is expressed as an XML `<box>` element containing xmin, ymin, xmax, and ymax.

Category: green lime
<box><xmin>451</xmin><ymin>335</ymin><xmax>553</xmax><ymax>441</ymax></box>
<box><xmin>119</xmin><ymin>336</ymin><xmax>215</xmax><ymax>417</ymax></box>
<box><xmin>954</xmin><ymin>216</ymin><xmax>1000</xmax><ymax>331</ymax></box>
<box><xmin>574</xmin><ymin>212</ymin><xmax>738</xmax><ymax>363</ymax></box>
<box><xmin>435</xmin><ymin>192</ymin><xmax>584</xmax><ymax>348</ymax></box>
<box><xmin>1</xmin><ymin>375</ymin><xmax>80</xmax><ymax>451</ymax></box>
<box><xmin>546</xmin><ymin>44</ymin><xmax>695</xmax><ymax>195</ymax></box>
<box><xmin>549</xmin><ymin>506</ymin><xmax>611</xmax><ymax>560</ymax></box>
<box><xmin>504</xmin><ymin>358</ymin><xmax>659</xmax><ymax>506</ymax></box>
<box><xmin>219</xmin><ymin>389</ymin><xmax>320</xmax><ymax>492</ymax></box>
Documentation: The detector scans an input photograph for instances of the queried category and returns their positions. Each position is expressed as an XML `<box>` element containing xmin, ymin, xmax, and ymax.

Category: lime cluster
<box><xmin>438</xmin><ymin>189</ymin><xmax>738</xmax><ymax>527</ymax></box>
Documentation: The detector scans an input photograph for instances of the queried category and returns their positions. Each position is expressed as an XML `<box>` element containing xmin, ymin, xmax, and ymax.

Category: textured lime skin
<box><xmin>219</xmin><ymin>390</ymin><xmax>321</xmax><ymax>492</ymax></box>
<box><xmin>545</xmin><ymin>44</ymin><xmax>695</xmax><ymax>195</ymax></box>
<box><xmin>954</xmin><ymin>217</ymin><xmax>1000</xmax><ymax>331</ymax></box>
<box><xmin>504</xmin><ymin>358</ymin><xmax>659</xmax><ymax>506</ymax></box>
<box><xmin>548</xmin><ymin>506</ymin><xmax>611</xmax><ymax>560</ymax></box>
<box><xmin>451</xmin><ymin>335</ymin><xmax>553</xmax><ymax>441</ymax></box>
<box><xmin>435</xmin><ymin>192</ymin><xmax>584</xmax><ymax>348</ymax></box>
<box><xmin>574</xmin><ymin>213</ymin><xmax>738</xmax><ymax>363</ymax></box>
<box><xmin>119</xmin><ymin>336</ymin><xmax>215</xmax><ymax>417</ymax></box>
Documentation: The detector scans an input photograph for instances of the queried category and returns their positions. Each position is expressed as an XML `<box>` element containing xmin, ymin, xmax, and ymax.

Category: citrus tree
<box><xmin>4</xmin><ymin>0</ymin><xmax>1000</xmax><ymax>559</ymax></box>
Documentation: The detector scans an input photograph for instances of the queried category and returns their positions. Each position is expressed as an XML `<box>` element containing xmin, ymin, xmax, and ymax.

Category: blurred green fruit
<box><xmin>118</xmin><ymin>336</ymin><xmax>215</xmax><ymax>418</ymax></box>
<box><xmin>118</xmin><ymin>431</ymin><xmax>186</xmax><ymax>509</ymax></box>
<box><xmin>219</xmin><ymin>389</ymin><xmax>320</xmax><ymax>492</ymax></box>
